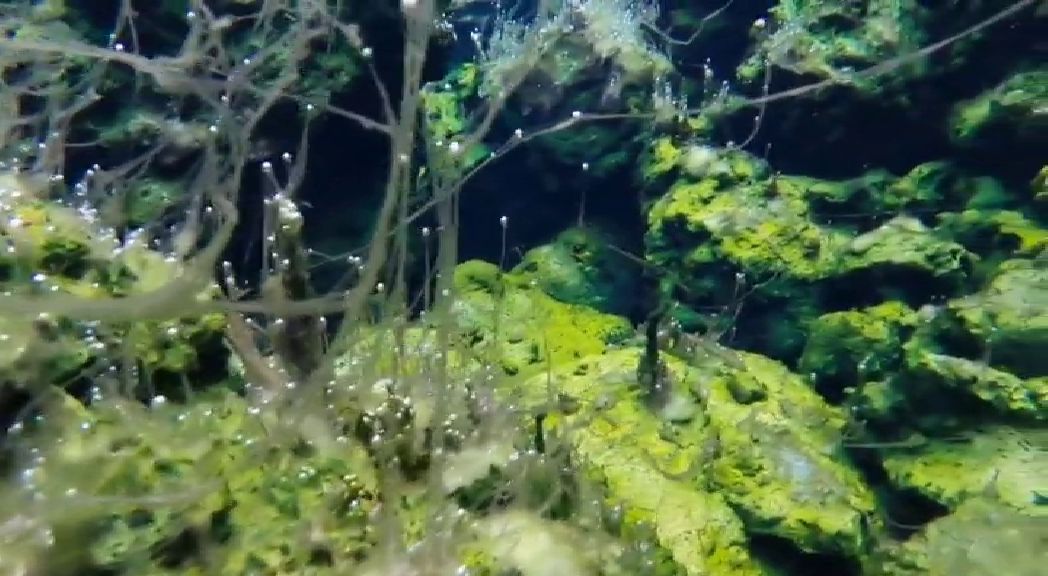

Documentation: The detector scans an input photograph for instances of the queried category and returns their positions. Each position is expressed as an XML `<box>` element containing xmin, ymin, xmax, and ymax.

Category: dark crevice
<box><xmin>848</xmin><ymin>447</ymin><xmax>951</xmax><ymax>538</ymax></box>
<box><xmin>747</xmin><ymin>533</ymin><xmax>861</xmax><ymax>576</ymax></box>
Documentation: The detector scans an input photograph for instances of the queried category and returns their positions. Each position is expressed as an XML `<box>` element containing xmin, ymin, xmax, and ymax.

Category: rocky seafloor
<box><xmin>0</xmin><ymin>1</ymin><xmax>1045</xmax><ymax>575</ymax></box>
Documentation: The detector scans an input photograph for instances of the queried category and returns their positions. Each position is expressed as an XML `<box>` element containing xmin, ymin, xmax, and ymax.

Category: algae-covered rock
<box><xmin>922</xmin><ymin>498</ymin><xmax>1048</xmax><ymax>576</ymax></box>
<box><xmin>840</xmin><ymin>216</ymin><xmax>972</xmax><ymax>290</ymax></box>
<box><xmin>509</xmin><ymin>348</ymin><xmax>763</xmax><ymax>576</ymax></box>
<box><xmin>951</xmin><ymin>70</ymin><xmax>1048</xmax><ymax>146</ymax></box>
<box><xmin>505</xmin><ymin>338</ymin><xmax>875</xmax><ymax>566</ymax></box>
<box><xmin>4</xmin><ymin>389</ymin><xmax>380</xmax><ymax>575</ymax></box>
<box><xmin>0</xmin><ymin>173</ymin><xmax>228</xmax><ymax>398</ymax></box>
<box><xmin>513</xmin><ymin>226</ymin><xmax>640</xmax><ymax>317</ymax></box>
<box><xmin>453</xmin><ymin>259</ymin><xmax>633</xmax><ymax>376</ymax></box>
<box><xmin>1034</xmin><ymin>166</ymin><xmax>1048</xmax><ymax>204</ymax></box>
<box><xmin>871</xmin><ymin>498</ymin><xmax>1048</xmax><ymax>576</ymax></box>
<box><xmin>640</xmin><ymin>137</ymin><xmax>687</xmax><ymax>184</ymax></box>
<box><xmin>104</xmin><ymin>178</ymin><xmax>183</xmax><ymax>228</ymax></box>
<box><xmin>694</xmin><ymin>348</ymin><xmax>877</xmax><ymax>557</ymax></box>
<box><xmin>802</xmin><ymin>162</ymin><xmax>1016</xmax><ymax>222</ymax></box>
<box><xmin>645</xmin><ymin>174</ymin><xmax>844</xmax><ymax>290</ymax></box>
<box><xmin>937</xmin><ymin>210</ymin><xmax>1048</xmax><ymax>262</ymax></box>
<box><xmin>942</xmin><ymin>259</ymin><xmax>1048</xmax><ymax>378</ymax></box>
<box><xmin>473</xmin><ymin>511</ymin><xmax>624</xmax><ymax>576</ymax></box>
<box><xmin>738</xmin><ymin>0</ymin><xmax>929</xmax><ymax>91</ymax></box>
<box><xmin>889</xmin><ymin>161</ymin><xmax>1018</xmax><ymax>212</ymax></box>
<box><xmin>640</xmin><ymin>141</ymin><xmax>769</xmax><ymax>187</ymax></box>
<box><xmin>882</xmin><ymin>426</ymin><xmax>1048</xmax><ymax>515</ymax></box>
<box><xmin>644</xmin><ymin>165</ymin><xmax>979</xmax><ymax>361</ymax></box>
<box><xmin>903</xmin><ymin>341</ymin><xmax>1048</xmax><ymax>420</ymax></box>
<box><xmin>647</xmin><ymin>166</ymin><xmax>977</xmax><ymax>295</ymax></box>
<box><xmin>431</xmin><ymin>0</ymin><xmax>671</xmax><ymax>180</ymax></box>
<box><xmin>422</xmin><ymin>63</ymin><xmax>492</xmax><ymax>171</ymax></box>
<box><xmin>872</xmin><ymin>260</ymin><xmax>1048</xmax><ymax>423</ymax></box>
<box><xmin>800</xmin><ymin>301</ymin><xmax>918</xmax><ymax>400</ymax></box>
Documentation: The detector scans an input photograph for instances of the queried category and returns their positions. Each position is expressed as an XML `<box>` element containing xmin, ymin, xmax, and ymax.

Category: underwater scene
<box><xmin>0</xmin><ymin>0</ymin><xmax>1045</xmax><ymax>574</ymax></box>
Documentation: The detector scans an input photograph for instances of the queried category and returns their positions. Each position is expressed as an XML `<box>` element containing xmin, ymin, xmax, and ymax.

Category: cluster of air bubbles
<box><xmin>357</xmin><ymin>391</ymin><xmax>418</xmax><ymax>451</ymax></box>
<box><xmin>80</xmin><ymin>324</ymin><xmax>108</xmax><ymax>352</ymax></box>
<box><xmin>29</xmin><ymin>271</ymin><xmax>62</xmax><ymax>294</ymax></box>
<box><xmin>651</xmin><ymin>76</ymin><xmax>689</xmax><ymax>121</ymax></box>
<box><xmin>88</xmin><ymin>384</ymin><xmax>106</xmax><ymax>403</ymax></box>
<box><xmin>1</xmin><ymin>156</ymin><xmax>24</xmax><ymax>174</ymax></box>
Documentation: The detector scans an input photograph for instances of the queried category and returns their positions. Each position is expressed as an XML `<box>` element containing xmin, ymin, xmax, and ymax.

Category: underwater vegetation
<box><xmin>0</xmin><ymin>0</ymin><xmax>1045</xmax><ymax>575</ymax></box>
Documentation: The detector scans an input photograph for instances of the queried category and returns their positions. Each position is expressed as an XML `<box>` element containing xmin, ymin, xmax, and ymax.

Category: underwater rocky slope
<box><xmin>0</xmin><ymin>0</ymin><xmax>1045</xmax><ymax>575</ymax></box>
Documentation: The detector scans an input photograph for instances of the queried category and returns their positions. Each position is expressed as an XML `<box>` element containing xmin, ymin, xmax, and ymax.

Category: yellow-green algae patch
<box><xmin>691</xmin><ymin>347</ymin><xmax>877</xmax><ymax>557</ymax></box>
<box><xmin>499</xmin><ymin>339</ymin><xmax>877</xmax><ymax>570</ymax></box>
<box><xmin>512</xmin><ymin>348</ymin><xmax>762</xmax><ymax>576</ymax></box>
<box><xmin>882</xmin><ymin>426</ymin><xmax>1048</xmax><ymax>516</ymax></box>
<box><xmin>452</xmin><ymin>260</ymin><xmax>632</xmax><ymax>377</ymax></box>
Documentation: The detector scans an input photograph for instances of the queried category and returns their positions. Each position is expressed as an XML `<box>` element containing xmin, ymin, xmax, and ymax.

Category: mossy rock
<box><xmin>421</xmin><ymin>72</ymin><xmax>491</xmax><ymax>170</ymax></box>
<box><xmin>423</xmin><ymin>64</ymin><xmax>478</xmax><ymax>143</ymax></box>
<box><xmin>644</xmin><ymin>171</ymin><xmax>975</xmax><ymax>361</ymax></box>
<box><xmin>0</xmin><ymin>173</ymin><xmax>227</xmax><ymax>398</ymax></box>
<box><xmin>471</xmin><ymin>511</ymin><xmax>626</xmax><ymax>576</ymax></box>
<box><xmin>120</xmin><ymin>179</ymin><xmax>182</xmax><ymax>227</ymax></box>
<box><xmin>885</xmin><ymin>162</ymin><xmax>1014</xmax><ymax>213</ymax></box>
<box><xmin>654</xmin><ymin>145</ymin><xmax>770</xmax><ymax>186</ymax></box>
<box><xmin>508</xmin><ymin>348</ymin><xmax>763</xmax><ymax>576</ymax></box>
<box><xmin>799</xmin><ymin>301</ymin><xmax>918</xmax><ymax>399</ymax></box>
<box><xmin>8</xmin><ymin>389</ymin><xmax>380</xmax><ymax>575</ymax></box>
<box><xmin>738</xmin><ymin>0</ymin><xmax>929</xmax><ymax>92</ymax></box>
<box><xmin>693</xmin><ymin>347</ymin><xmax>877</xmax><ymax>557</ymax></box>
<box><xmin>1</xmin><ymin>190</ymin><xmax>114</xmax><ymax>284</ymax></box>
<box><xmin>647</xmin><ymin>173</ymin><xmax>974</xmax><ymax>295</ymax></box>
<box><xmin>1034</xmin><ymin>166</ymin><xmax>1048</xmax><ymax>204</ymax></box>
<box><xmin>951</xmin><ymin>70</ymin><xmax>1048</xmax><ymax>146</ymax></box>
<box><xmin>646</xmin><ymin>176</ymin><xmax>845</xmax><ymax>287</ymax></box>
<box><xmin>870</xmin><ymin>498</ymin><xmax>1048</xmax><ymax>576</ymax></box>
<box><xmin>902</xmin><ymin>340</ymin><xmax>1048</xmax><ymax>420</ymax></box>
<box><xmin>513</xmin><ymin>226</ymin><xmax>640</xmax><ymax>317</ymax></box>
<box><xmin>452</xmin><ymin>260</ymin><xmax>633</xmax><ymax>377</ymax></box>
<box><xmin>941</xmin><ymin>259</ymin><xmax>1048</xmax><ymax>378</ymax></box>
<box><xmin>882</xmin><ymin>426</ymin><xmax>1048</xmax><ymax>515</ymax></box>
<box><xmin>839</xmin><ymin>216</ymin><xmax>973</xmax><ymax>293</ymax></box>
<box><xmin>127</xmin><ymin>313</ymin><xmax>228</xmax><ymax>378</ymax></box>
<box><xmin>767</xmin><ymin>163</ymin><xmax>994</xmax><ymax>219</ymax></box>
<box><xmin>937</xmin><ymin>209</ymin><xmax>1048</xmax><ymax>262</ymax></box>
<box><xmin>509</xmin><ymin>340</ymin><xmax>875</xmax><ymax>563</ymax></box>
<box><xmin>640</xmin><ymin>137</ymin><xmax>686</xmax><ymax>184</ymax></box>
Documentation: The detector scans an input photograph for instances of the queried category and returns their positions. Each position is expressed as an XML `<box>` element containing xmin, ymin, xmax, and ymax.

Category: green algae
<box><xmin>695</xmin><ymin>349</ymin><xmax>877</xmax><ymax>557</ymax></box>
<box><xmin>881</xmin><ymin>426</ymin><xmax>1048</xmax><ymax>515</ymax></box>
<box><xmin>513</xmin><ymin>226</ymin><xmax>640</xmax><ymax>317</ymax></box>
<box><xmin>511</xmin><ymin>348</ymin><xmax>763</xmax><ymax>576</ymax></box>
<box><xmin>452</xmin><ymin>259</ymin><xmax>633</xmax><ymax>377</ymax></box>
<box><xmin>0</xmin><ymin>174</ymin><xmax>227</xmax><ymax>396</ymax></box>
<box><xmin>951</xmin><ymin>70</ymin><xmax>1048</xmax><ymax>146</ymax></box>
<box><xmin>871</xmin><ymin>498</ymin><xmax>1048</xmax><ymax>576</ymax></box>
<box><xmin>800</xmin><ymin>301</ymin><xmax>918</xmax><ymax>398</ymax></box>
<box><xmin>3</xmin><ymin>388</ymin><xmax>380</xmax><ymax>575</ymax></box>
